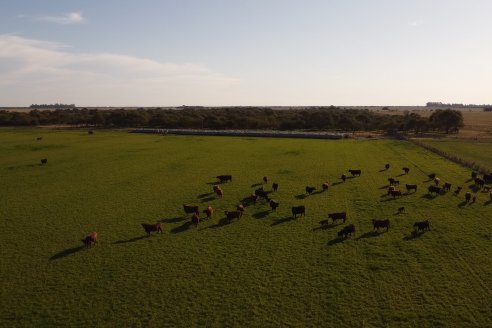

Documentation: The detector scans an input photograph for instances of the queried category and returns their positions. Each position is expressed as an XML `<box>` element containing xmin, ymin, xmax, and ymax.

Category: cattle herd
<box><xmin>79</xmin><ymin>166</ymin><xmax>491</xmax><ymax>247</ymax></box>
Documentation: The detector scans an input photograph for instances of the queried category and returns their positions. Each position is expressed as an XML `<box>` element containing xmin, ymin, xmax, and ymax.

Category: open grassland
<box><xmin>417</xmin><ymin>139</ymin><xmax>492</xmax><ymax>173</ymax></box>
<box><xmin>0</xmin><ymin>129</ymin><xmax>491</xmax><ymax>327</ymax></box>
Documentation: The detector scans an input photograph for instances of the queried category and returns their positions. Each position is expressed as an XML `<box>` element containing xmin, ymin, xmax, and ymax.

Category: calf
<box><xmin>141</xmin><ymin>223</ymin><xmax>162</xmax><ymax>236</ymax></box>
<box><xmin>250</xmin><ymin>194</ymin><xmax>258</xmax><ymax>203</ymax></box>
<box><xmin>192</xmin><ymin>213</ymin><xmax>200</xmax><ymax>227</ymax></box>
<box><xmin>183</xmin><ymin>204</ymin><xmax>199</xmax><ymax>215</ymax></box>
<box><xmin>465</xmin><ymin>192</ymin><xmax>471</xmax><ymax>202</ymax></box>
<box><xmin>454</xmin><ymin>186</ymin><xmax>462</xmax><ymax>195</ymax></box>
<box><xmin>81</xmin><ymin>232</ymin><xmax>98</xmax><ymax>248</ymax></box>
<box><xmin>388</xmin><ymin>177</ymin><xmax>395</xmax><ymax>185</ymax></box>
<box><xmin>413</xmin><ymin>220</ymin><xmax>430</xmax><ymax>232</ymax></box>
<box><xmin>387</xmin><ymin>186</ymin><xmax>396</xmax><ymax>195</ymax></box>
<box><xmin>405</xmin><ymin>184</ymin><xmax>417</xmax><ymax>193</ymax></box>
<box><xmin>322</xmin><ymin>182</ymin><xmax>329</xmax><ymax>191</ymax></box>
<box><xmin>328</xmin><ymin>212</ymin><xmax>347</xmax><ymax>224</ymax></box>
<box><xmin>341</xmin><ymin>174</ymin><xmax>347</xmax><ymax>182</ymax></box>
<box><xmin>272</xmin><ymin>183</ymin><xmax>278</xmax><ymax>192</ymax></box>
<box><xmin>269</xmin><ymin>200</ymin><xmax>279</xmax><ymax>211</ymax></box>
<box><xmin>224</xmin><ymin>210</ymin><xmax>242</xmax><ymax>223</ymax></box>
<box><xmin>305</xmin><ymin>186</ymin><xmax>316</xmax><ymax>194</ymax></box>
<box><xmin>403</xmin><ymin>167</ymin><xmax>410</xmax><ymax>174</ymax></box>
<box><xmin>471</xmin><ymin>171</ymin><xmax>478</xmax><ymax>179</ymax></box>
<box><xmin>215</xmin><ymin>188</ymin><xmax>223</xmax><ymax>198</ymax></box>
<box><xmin>291</xmin><ymin>205</ymin><xmax>306</xmax><ymax>218</ymax></box>
<box><xmin>443</xmin><ymin>183</ymin><xmax>452</xmax><ymax>191</ymax></box>
<box><xmin>385</xmin><ymin>164</ymin><xmax>390</xmax><ymax>170</ymax></box>
<box><xmin>434</xmin><ymin>177</ymin><xmax>440</xmax><ymax>186</ymax></box>
<box><xmin>372</xmin><ymin>219</ymin><xmax>390</xmax><ymax>232</ymax></box>
<box><xmin>348</xmin><ymin>169</ymin><xmax>362</xmax><ymax>176</ymax></box>
<box><xmin>428</xmin><ymin>185</ymin><xmax>441</xmax><ymax>195</ymax></box>
<box><xmin>40</xmin><ymin>158</ymin><xmax>48</xmax><ymax>164</ymax></box>
<box><xmin>338</xmin><ymin>224</ymin><xmax>355</xmax><ymax>239</ymax></box>
<box><xmin>203</xmin><ymin>206</ymin><xmax>214</xmax><ymax>219</ymax></box>
<box><xmin>216</xmin><ymin>175</ymin><xmax>232</xmax><ymax>183</ymax></box>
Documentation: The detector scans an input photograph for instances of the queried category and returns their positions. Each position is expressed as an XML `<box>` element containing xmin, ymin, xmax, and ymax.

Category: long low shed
<box><xmin>131</xmin><ymin>128</ymin><xmax>349</xmax><ymax>139</ymax></box>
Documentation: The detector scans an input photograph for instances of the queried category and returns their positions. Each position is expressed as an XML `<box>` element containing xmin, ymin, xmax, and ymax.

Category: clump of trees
<box><xmin>0</xmin><ymin>106</ymin><xmax>465</xmax><ymax>134</ymax></box>
<box><xmin>428</xmin><ymin>109</ymin><xmax>464</xmax><ymax>134</ymax></box>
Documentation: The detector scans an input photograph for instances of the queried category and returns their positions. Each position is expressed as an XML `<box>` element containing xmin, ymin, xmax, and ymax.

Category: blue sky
<box><xmin>1</xmin><ymin>0</ymin><xmax>491</xmax><ymax>106</ymax></box>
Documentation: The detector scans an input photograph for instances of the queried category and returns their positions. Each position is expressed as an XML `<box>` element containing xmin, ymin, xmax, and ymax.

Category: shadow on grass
<box><xmin>396</xmin><ymin>173</ymin><xmax>406</xmax><ymax>177</ymax></box>
<box><xmin>468</xmin><ymin>184</ymin><xmax>480</xmax><ymax>193</ymax></box>
<box><xmin>332</xmin><ymin>181</ymin><xmax>344</xmax><ymax>186</ymax></box>
<box><xmin>403</xmin><ymin>231</ymin><xmax>425</xmax><ymax>240</ymax></box>
<box><xmin>310</xmin><ymin>190</ymin><xmax>324</xmax><ymax>196</ymax></box>
<box><xmin>378</xmin><ymin>169</ymin><xmax>387</xmax><ymax>172</ymax></box>
<box><xmin>294</xmin><ymin>194</ymin><xmax>307</xmax><ymax>200</ymax></box>
<box><xmin>312</xmin><ymin>223</ymin><xmax>337</xmax><ymax>231</ymax></box>
<box><xmin>271</xmin><ymin>216</ymin><xmax>296</xmax><ymax>226</ymax></box>
<box><xmin>240</xmin><ymin>197</ymin><xmax>256</xmax><ymax>206</ymax></box>
<box><xmin>170</xmin><ymin>221</ymin><xmax>193</xmax><ymax>234</ymax></box>
<box><xmin>197</xmin><ymin>192</ymin><xmax>214</xmax><ymax>198</ymax></box>
<box><xmin>355</xmin><ymin>231</ymin><xmax>381</xmax><ymax>240</ymax></box>
<box><xmin>252</xmin><ymin>210</ymin><xmax>270</xmax><ymax>219</ymax></box>
<box><xmin>159</xmin><ymin>217</ymin><xmax>185</xmax><ymax>223</ymax></box>
<box><xmin>458</xmin><ymin>200</ymin><xmax>469</xmax><ymax>208</ymax></box>
<box><xmin>7</xmin><ymin>163</ymin><xmax>42</xmax><ymax>170</ymax></box>
<box><xmin>206</xmin><ymin>181</ymin><xmax>220</xmax><ymax>185</ymax></box>
<box><xmin>327</xmin><ymin>237</ymin><xmax>344</xmax><ymax>246</ymax></box>
<box><xmin>379</xmin><ymin>185</ymin><xmax>390</xmax><ymax>189</ymax></box>
<box><xmin>113</xmin><ymin>235</ymin><xmax>148</xmax><ymax>244</ymax></box>
<box><xmin>485</xmin><ymin>200</ymin><xmax>492</xmax><ymax>206</ymax></box>
<box><xmin>207</xmin><ymin>218</ymin><xmax>231</xmax><ymax>229</ymax></box>
<box><xmin>250</xmin><ymin>183</ymin><xmax>263</xmax><ymax>187</ymax></box>
<box><xmin>200</xmin><ymin>196</ymin><xmax>216</xmax><ymax>203</ymax></box>
<box><xmin>380</xmin><ymin>197</ymin><xmax>398</xmax><ymax>202</ymax></box>
<box><xmin>50</xmin><ymin>245</ymin><xmax>85</xmax><ymax>260</ymax></box>
<box><xmin>422</xmin><ymin>194</ymin><xmax>437</xmax><ymax>200</ymax></box>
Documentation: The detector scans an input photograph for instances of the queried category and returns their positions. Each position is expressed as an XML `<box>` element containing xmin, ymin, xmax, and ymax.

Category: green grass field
<box><xmin>418</xmin><ymin>139</ymin><xmax>492</xmax><ymax>173</ymax></box>
<box><xmin>1</xmin><ymin>129</ymin><xmax>491</xmax><ymax>327</ymax></box>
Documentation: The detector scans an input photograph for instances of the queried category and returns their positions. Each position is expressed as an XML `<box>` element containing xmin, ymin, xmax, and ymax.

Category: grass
<box><xmin>0</xmin><ymin>129</ymin><xmax>491</xmax><ymax>327</ymax></box>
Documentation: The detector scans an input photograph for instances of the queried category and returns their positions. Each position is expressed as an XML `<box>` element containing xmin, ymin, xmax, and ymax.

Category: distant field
<box><xmin>1</xmin><ymin>130</ymin><xmax>491</xmax><ymax>327</ymax></box>
<box><xmin>418</xmin><ymin>139</ymin><xmax>492</xmax><ymax>173</ymax></box>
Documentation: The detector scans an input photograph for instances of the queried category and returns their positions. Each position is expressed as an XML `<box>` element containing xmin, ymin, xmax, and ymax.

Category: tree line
<box><xmin>0</xmin><ymin>107</ymin><xmax>464</xmax><ymax>134</ymax></box>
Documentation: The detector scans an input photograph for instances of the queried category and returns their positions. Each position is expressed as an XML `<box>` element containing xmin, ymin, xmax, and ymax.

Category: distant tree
<box><xmin>429</xmin><ymin>109</ymin><xmax>464</xmax><ymax>134</ymax></box>
<box><xmin>484</xmin><ymin>107</ymin><xmax>492</xmax><ymax>112</ymax></box>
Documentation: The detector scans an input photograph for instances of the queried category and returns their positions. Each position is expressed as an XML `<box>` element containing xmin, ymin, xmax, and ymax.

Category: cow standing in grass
<box><xmin>141</xmin><ymin>223</ymin><xmax>162</xmax><ymax>236</ymax></box>
<box><xmin>305</xmin><ymin>186</ymin><xmax>316</xmax><ymax>194</ymax></box>
<box><xmin>328</xmin><ymin>212</ymin><xmax>347</xmax><ymax>224</ymax></box>
<box><xmin>82</xmin><ymin>232</ymin><xmax>98</xmax><ymax>248</ymax></box>
<box><xmin>192</xmin><ymin>213</ymin><xmax>200</xmax><ymax>227</ymax></box>
<box><xmin>263</xmin><ymin>176</ymin><xmax>268</xmax><ymax>184</ymax></box>
<box><xmin>465</xmin><ymin>192</ymin><xmax>471</xmax><ymax>203</ymax></box>
<box><xmin>269</xmin><ymin>200</ymin><xmax>279</xmax><ymax>211</ymax></box>
<box><xmin>405</xmin><ymin>184</ymin><xmax>417</xmax><ymax>193</ymax></box>
<box><xmin>224</xmin><ymin>210</ymin><xmax>242</xmax><ymax>223</ymax></box>
<box><xmin>413</xmin><ymin>220</ymin><xmax>430</xmax><ymax>232</ymax></box>
<box><xmin>454</xmin><ymin>186</ymin><xmax>462</xmax><ymax>195</ymax></box>
<box><xmin>338</xmin><ymin>224</ymin><xmax>355</xmax><ymax>239</ymax></box>
<box><xmin>372</xmin><ymin>219</ymin><xmax>390</xmax><ymax>232</ymax></box>
<box><xmin>385</xmin><ymin>164</ymin><xmax>390</xmax><ymax>170</ymax></box>
<box><xmin>322</xmin><ymin>182</ymin><xmax>330</xmax><ymax>191</ymax></box>
<box><xmin>341</xmin><ymin>174</ymin><xmax>347</xmax><ymax>183</ymax></box>
<box><xmin>203</xmin><ymin>206</ymin><xmax>214</xmax><ymax>219</ymax></box>
<box><xmin>292</xmin><ymin>206</ymin><xmax>305</xmax><ymax>218</ymax></box>
<box><xmin>272</xmin><ymin>183</ymin><xmax>279</xmax><ymax>192</ymax></box>
<box><xmin>403</xmin><ymin>167</ymin><xmax>410</xmax><ymax>174</ymax></box>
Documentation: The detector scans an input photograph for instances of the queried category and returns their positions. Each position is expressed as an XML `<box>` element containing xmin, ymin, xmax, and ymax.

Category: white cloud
<box><xmin>0</xmin><ymin>35</ymin><xmax>238</xmax><ymax>106</ymax></box>
<box><xmin>36</xmin><ymin>12</ymin><xmax>86</xmax><ymax>25</ymax></box>
<box><xmin>410</xmin><ymin>20</ymin><xmax>423</xmax><ymax>27</ymax></box>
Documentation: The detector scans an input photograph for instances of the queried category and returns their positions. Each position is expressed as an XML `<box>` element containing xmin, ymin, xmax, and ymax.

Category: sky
<box><xmin>0</xmin><ymin>0</ymin><xmax>491</xmax><ymax>107</ymax></box>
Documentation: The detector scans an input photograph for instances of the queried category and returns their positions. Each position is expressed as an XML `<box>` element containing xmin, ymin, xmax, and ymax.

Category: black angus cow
<box><xmin>338</xmin><ymin>224</ymin><xmax>355</xmax><ymax>239</ymax></box>
<box><xmin>428</xmin><ymin>173</ymin><xmax>436</xmax><ymax>180</ymax></box>
<box><xmin>40</xmin><ymin>158</ymin><xmax>48</xmax><ymax>164</ymax></box>
<box><xmin>454</xmin><ymin>186</ymin><xmax>462</xmax><ymax>195</ymax></box>
<box><xmin>428</xmin><ymin>185</ymin><xmax>441</xmax><ymax>195</ymax></box>
<box><xmin>465</xmin><ymin>192</ymin><xmax>471</xmax><ymax>202</ymax></box>
<box><xmin>483</xmin><ymin>173</ymin><xmax>492</xmax><ymax>184</ymax></box>
<box><xmin>328</xmin><ymin>212</ymin><xmax>347</xmax><ymax>224</ymax></box>
<box><xmin>183</xmin><ymin>204</ymin><xmax>199</xmax><ymax>215</ymax></box>
<box><xmin>398</xmin><ymin>206</ymin><xmax>405</xmax><ymax>214</ymax></box>
<box><xmin>305</xmin><ymin>186</ymin><xmax>316</xmax><ymax>194</ymax></box>
<box><xmin>372</xmin><ymin>219</ymin><xmax>390</xmax><ymax>231</ymax></box>
<box><xmin>413</xmin><ymin>220</ymin><xmax>430</xmax><ymax>232</ymax></box>
<box><xmin>36</xmin><ymin>137</ymin><xmax>43</xmax><ymax>141</ymax></box>
<box><xmin>389</xmin><ymin>189</ymin><xmax>402</xmax><ymax>198</ymax></box>
<box><xmin>272</xmin><ymin>183</ymin><xmax>279</xmax><ymax>192</ymax></box>
<box><xmin>341</xmin><ymin>174</ymin><xmax>347</xmax><ymax>182</ymax></box>
<box><xmin>255</xmin><ymin>188</ymin><xmax>269</xmax><ymax>201</ymax></box>
<box><xmin>141</xmin><ymin>223</ymin><xmax>162</xmax><ymax>236</ymax></box>
<box><xmin>224</xmin><ymin>210</ymin><xmax>242</xmax><ymax>223</ymax></box>
<box><xmin>216</xmin><ymin>175</ymin><xmax>232</xmax><ymax>183</ymax></box>
<box><xmin>403</xmin><ymin>167</ymin><xmax>410</xmax><ymax>174</ymax></box>
<box><xmin>475</xmin><ymin>178</ymin><xmax>485</xmax><ymax>188</ymax></box>
<box><xmin>263</xmin><ymin>176</ymin><xmax>268</xmax><ymax>184</ymax></box>
<box><xmin>291</xmin><ymin>206</ymin><xmax>306</xmax><ymax>218</ymax></box>
<box><xmin>405</xmin><ymin>184</ymin><xmax>417</xmax><ymax>193</ymax></box>
<box><xmin>348</xmin><ymin>169</ymin><xmax>362</xmax><ymax>176</ymax></box>
<box><xmin>443</xmin><ymin>183</ymin><xmax>452</xmax><ymax>191</ymax></box>
<box><xmin>81</xmin><ymin>232</ymin><xmax>98</xmax><ymax>248</ymax></box>
<box><xmin>385</xmin><ymin>164</ymin><xmax>390</xmax><ymax>170</ymax></box>
<box><xmin>269</xmin><ymin>200</ymin><xmax>279</xmax><ymax>211</ymax></box>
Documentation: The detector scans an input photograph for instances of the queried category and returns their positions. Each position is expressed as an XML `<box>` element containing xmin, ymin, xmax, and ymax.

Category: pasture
<box><xmin>0</xmin><ymin>129</ymin><xmax>491</xmax><ymax>327</ymax></box>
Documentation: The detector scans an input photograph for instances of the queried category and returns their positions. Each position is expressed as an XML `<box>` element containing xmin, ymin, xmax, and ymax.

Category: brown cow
<box><xmin>398</xmin><ymin>206</ymin><xmax>405</xmax><ymax>214</ymax></box>
<box><xmin>341</xmin><ymin>174</ymin><xmax>346</xmax><ymax>182</ymax></box>
<box><xmin>203</xmin><ymin>206</ymin><xmax>214</xmax><ymax>219</ymax></box>
<box><xmin>434</xmin><ymin>177</ymin><xmax>440</xmax><ymax>186</ymax></box>
<box><xmin>322</xmin><ymin>182</ymin><xmax>330</xmax><ymax>191</ymax></box>
<box><xmin>465</xmin><ymin>192</ymin><xmax>471</xmax><ymax>202</ymax></box>
<box><xmin>192</xmin><ymin>213</ymin><xmax>200</xmax><ymax>227</ymax></box>
<box><xmin>389</xmin><ymin>189</ymin><xmax>402</xmax><ymax>198</ymax></box>
<box><xmin>81</xmin><ymin>232</ymin><xmax>98</xmax><ymax>248</ymax></box>
<box><xmin>237</xmin><ymin>204</ymin><xmax>245</xmax><ymax>213</ymax></box>
<box><xmin>443</xmin><ymin>183</ymin><xmax>451</xmax><ymax>191</ymax></box>
<box><xmin>372</xmin><ymin>219</ymin><xmax>390</xmax><ymax>231</ymax></box>
<box><xmin>454</xmin><ymin>186</ymin><xmax>462</xmax><ymax>195</ymax></box>
<box><xmin>215</xmin><ymin>188</ymin><xmax>223</xmax><ymax>198</ymax></box>
<box><xmin>141</xmin><ymin>223</ymin><xmax>162</xmax><ymax>236</ymax></box>
<box><xmin>403</xmin><ymin>167</ymin><xmax>410</xmax><ymax>174</ymax></box>
<box><xmin>405</xmin><ymin>184</ymin><xmax>417</xmax><ymax>193</ymax></box>
<box><xmin>250</xmin><ymin>194</ymin><xmax>258</xmax><ymax>203</ymax></box>
<box><xmin>40</xmin><ymin>158</ymin><xmax>48</xmax><ymax>164</ymax></box>
<box><xmin>216</xmin><ymin>175</ymin><xmax>232</xmax><ymax>183</ymax></box>
<box><xmin>385</xmin><ymin>164</ymin><xmax>390</xmax><ymax>170</ymax></box>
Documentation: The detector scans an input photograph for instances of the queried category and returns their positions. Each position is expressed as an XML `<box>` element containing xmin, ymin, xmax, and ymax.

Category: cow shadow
<box><xmin>458</xmin><ymin>200</ymin><xmax>469</xmax><ymax>208</ymax></box>
<box><xmin>197</xmin><ymin>192</ymin><xmax>214</xmax><ymax>198</ymax></box>
<box><xmin>468</xmin><ymin>184</ymin><xmax>480</xmax><ymax>193</ymax></box>
<box><xmin>240</xmin><ymin>196</ymin><xmax>256</xmax><ymax>206</ymax></box>
<box><xmin>465</xmin><ymin>178</ymin><xmax>473</xmax><ymax>183</ymax></box>
<box><xmin>7</xmin><ymin>163</ymin><xmax>42</xmax><ymax>170</ymax></box>
<box><xmin>312</xmin><ymin>223</ymin><xmax>337</xmax><ymax>231</ymax></box>
<box><xmin>271</xmin><ymin>216</ymin><xmax>296</xmax><ymax>226</ymax></box>
<box><xmin>207</xmin><ymin>217</ymin><xmax>231</xmax><ymax>229</ymax></box>
<box><xmin>403</xmin><ymin>231</ymin><xmax>425</xmax><ymax>240</ymax></box>
<box><xmin>378</xmin><ymin>169</ymin><xmax>387</xmax><ymax>172</ymax></box>
<box><xmin>396</xmin><ymin>173</ymin><xmax>406</xmax><ymax>177</ymax></box>
<box><xmin>206</xmin><ymin>181</ymin><xmax>220</xmax><ymax>185</ymax></box>
<box><xmin>50</xmin><ymin>245</ymin><xmax>85</xmax><ymax>260</ymax></box>
<box><xmin>170</xmin><ymin>221</ymin><xmax>193</xmax><ymax>234</ymax></box>
<box><xmin>250</xmin><ymin>183</ymin><xmax>263</xmax><ymax>187</ymax></box>
<box><xmin>422</xmin><ymin>194</ymin><xmax>437</xmax><ymax>200</ymax></box>
<box><xmin>355</xmin><ymin>231</ymin><xmax>381</xmax><ymax>240</ymax></box>
<box><xmin>381</xmin><ymin>197</ymin><xmax>398</xmax><ymax>202</ymax></box>
<box><xmin>252</xmin><ymin>210</ymin><xmax>270</xmax><ymax>219</ymax></box>
<box><xmin>310</xmin><ymin>190</ymin><xmax>324</xmax><ymax>196</ymax></box>
<box><xmin>200</xmin><ymin>196</ymin><xmax>216</xmax><ymax>203</ymax></box>
<box><xmin>159</xmin><ymin>217</ymin><xmax>185</xmax><ymax>223</ymax></box>
<box><xmin>295</xmin><ymin>194</ymin><xmax>307</xmax><ymax>200</ymax></box>
<box><xmin>379</xmin><ymin>185</ymin><xmax>390</xmax><ymax>189</ymax></box>
<box><xmin>327</xmin><ymin>237</ymin><xmax>344</xmax><ymax>246</ymax></box>
<box><xmin>484</xmin><ymin>200</ymin><xmax>492</xmax><ymax>206</ymax></box>
<box><xmin>332</xmin><ymin>181</ymin><xmax>343</xmax><ymax>186</ymax></box>
<box><xmin>113</xmin><ymin>235</ymin><xmax>148</xmax><ymax>244</ymax></box>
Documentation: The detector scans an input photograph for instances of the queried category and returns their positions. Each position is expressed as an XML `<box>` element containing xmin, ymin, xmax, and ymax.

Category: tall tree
<box><xmin>429</xmin><ymin>109</ymin><xmax>464</xmax><ymax>134</ymax></box>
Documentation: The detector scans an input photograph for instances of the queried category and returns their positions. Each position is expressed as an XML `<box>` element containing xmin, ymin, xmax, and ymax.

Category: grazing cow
<box><xmin>405</xmin><ymin>184</ymin><xmax>417</xmax><ymax>193</ymax></box>
<box><xmin>36</xmin><ymin>137</ymin><xmax>43</xmax><ymax>141</ymax></box>
<box><xmin>237</xmin><ymin>204</ymin><xmax>245</xmax><ymax>213</ymax></box>
<box><xmin>215</xmin><ymin>188</ymin><xmax>224</xmax><ymax>198</ymax></box>
<box><xmin>213</xmin><ymin>185</ymin><xmax>220</xmax><ymax>192</ymax></box>
<box><xmin>434</xmin><ymin>177</ymin><xmax>440</xmax><ymax>186</ymax></box>
<box><xmin>471</xmin><ymin>171</ymin><xmax>478</xmax><ymax>179</ymax></box>
<box><xmin>263</xmin><ymin>176</ymin><xmax>268</xmax><ymax>184</ymax></box>
<box><xmin>216</xmin><ymin>175</ymin><xmax>232</xmax><ymax>183</ymax></box>
<box><xmin>387</xmin><ymin>186</ymin><xmax>395</xmax><ymax>195</ymax></box>
<box><xmin>413</xmin><ymin>220</ymin><xmax>430</xmax><ymax>232</ymax></box>
<box><xmin>272</xmin><ymin>183</ymin><xmax>279</xmax><ymax>192</ymax></box>
<box><xmin>291</xmin><ymin>205</ymin><xmax>306</xmax><ymax>218</ymax></box>
<box><xmin>224</xmin><ymin>210</ymin><xmax>242</xmax><ymax>223</ymax></box>
<box><xmin>338</xmin><ymin>224</ymin><xmax>356</xmax><ymax>239</ymax></box>
<box><xmin>81</xmin><ymin>232</ymin><xmax>98</xmax><ymax>248</ymax></box>
<box><xmin>250</xmin><ymin>194</ymin><xmax>258</xmax><ymax>203</ymax></box>
<box><xmin>385</xmin><ymin>164</ymin><xmax>390</xmax><ymax>170</ymax></box>
<box><xmin>428</xmin><ymin>186</ymin><xmax>441</xmax><ymax>195</ymax></box>
<box><xmin>475</xmin><ymin>178</ymin><xmax>485</xmax><ymax>188</ymax></box>
<box><xmin>465</xmin><ymin>192</ymin><xmax>471</xmax><ymax>202</ymax></box>
<box><xmin>141</xmin><ymin>223</ymin><xmax>162</xmax><ymax>236</ymax></box>
<box><xmin>255</xmin><ymin>188</ymin><xmax>269</xmax><ymax>201</ymax></box>
<box><xmin>403</xmin><ymin>167</ymin><xmax>410</xmax><ymax>174</ymax></box>
<box><xmin>183</xmin><ymin>204</ymin><xmax>199</xmax><ymax>215</ymax></box>
<box><xmin>483</xmin><ymin>174</ymin><xmax>492</xmax><ymax>184</ymax></box>
<box><xmin>443</xmin><ymin>183</ymin><xmax>452</xmax><ymax>191</ymax></box>
<box><xmin>454</xmin><ymin>186</ymin><xmax>463</xmax><ymax>195</ymax></box>
<box><xmin>390</xmin><ymin>180</ymin><xmax>400</xmax><ymax>186</ymax></box>
<box><xmin>40</xmin><ymin>158</ymin><xmax>48</xmax><ymax>164</ymax></box>
<box><xmin>306</xmin><ymin>186</ymin><xmax>316</xmax><ymax>194</ymax></box>
<box><xmin>88</xmin><ymin>130</ymin><xmax>94</xmax><ymax>135</ymax></box>
<box><xmin>348</xmin><ymin>169</ymin><xmax>362</xmax><ymax>176</ymax></box>
<box><xmin>191</xmin><ymin>213</ymin><xmax>200</xmax><ymax>227</ymax></box>
<box><xmin>322</xmin><ymin>182</ymin><xmax>330</xmax><ymax>191</ymax></box>
<box><xmin>428</xmin><ymin>173</ymin><xmax>436</xmax><ymax>180</ymax></box>
<box><xmin>398</xmin><ymin>206</ymin><xmax>405</xmax><ymax>214</ymax></box>
<box><xmin>389</xmin><ymin>189</ymin><xmax>402</xmax><ymax>198</ymax></box>
<box><xmin>203</xmin><ymin>206</ymin><xmax>214</xmax><ymax>219</ymax></box>
<box><xmin>388</xmin><ymin>177</ymin><xmax>395</xmax><ymax>185</ymax></box>
<box><xmin>341</xmin><ymin>174</ymin><xmax>347</xmax><ymax>182</ymax></box>
<box><xmin>328</xmin><ymin>212</ymin><xmax>347</xmax><ymax>224</ymax></box>
<box><xmin>372</xmin><ymin>219</ymin><xmax>390</xmax><ymax>232</ymax></box>
<box><xmin>472</xmin><ymin>195</ymin><xmax>477</xmax><ymax>203</ymax></box>
<box><xmin>269</xmin><ymin>200</ymin><xmax>279</xmax><ymax>211</ymax></box>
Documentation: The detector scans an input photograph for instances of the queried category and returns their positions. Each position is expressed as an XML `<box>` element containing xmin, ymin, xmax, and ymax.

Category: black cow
<box><xmin>255</xmin><ymin>188</ymin><xmax>269</xmax><ymax>201</ymax></box>
<box><xmin>341</xmin><ymin>174</ymin><xmax>347</xmax><ymax>182</ymax></box>
<box><xmin>322</xmin><ymin>182</ymin><xmax>330</xmax><ymax>191</ymax></box>
<box><xmin>465</xmin><ymin>192</ymin><xmax>471</xmax><ymax>202</ymax></box>
<box><xmin>471</xmin><ymin>171</ymin><xmax>478</xmax><ymax>179</ymax></box>
<box><xmin>413</xmin><ymin>220</ymin><xmax>430</xmax><ymax>232</ymax></box>
<box><xmin>443</xmin><ymin>183</ymin><xmax>452</xmax><ymax>191</ymax></box>
<box><xmin>328</xmin><ymin>212</ymin><xmax>347</xmax><ymax>223</ymax></box>
<box><xmin>269</xmin><ymin>200</ymin><xmax>279</xmax><ymax>211</ymax></box>
<box><xmin>454</xmin><ymin>186</ymin><xmax>462</xmax><ymax>195</ymax></box>
<box><xmin>263</xmin><ymin>176</ymin><xmax>268</xmax><ymax>184</ymax></box>
<box><xmin>305</xmin><ymin>186</ymin><xmax>316</xmax><ymax>194</ymax></box>
<box><xmin>372</xmin><ymin>219</ymin><xmax>390</xmax><ymax>231</ymax></box>
<box><xmin>81</xmin><ymin>232</ymin><xmax>98</xmax><ymax>248</ymax></box>
<box><xmin>224</xmin><ymin>210</ymin><xmax>242</xmax><ymax>223</ymax></box>
<box><xmin>272</xmin><ymin>183</ymin><xmax>279</xmax><ymax>192</ymax></box>
<box><xmin>390</xmin><ymin>180</ymin><xmax>400</xmax><ymax>186</ymax></box>
<box><xmin>291</xmin><ymin>206</ymin><xmax>306</xmax><ymax>218</ymax></box>
<box><xmin>403</xmin><ymin>167</ymin><xmax>410</xmax><ymax>174</ymax></box>
<box><xmin>216</xmin><ymin>175</ymin><xmax>232</xmax><ymax>183</ymax></box>
<box><xmin>385</xmin><ymin>164</ymin><xmax>390</xmax><ymax>170</ymax></box>
<box><xmin>338</xmin><ymin>224</ymin><xmax>355</xmax><ymax>239</ymax></box>
<box><xmin>389</xmin><ymin>189</ymin><xmax>402</xmax><ymax>198</ymax></box>
<box><xmin>428</xmin><ymin>185</ymin><xmax>441</xmax><ymax>195</ymax></box>
<box><xmin>475</xmin><ymin>178</ymin><xmax>485</xmax><ymax>188</ymax></box>
<box><xmin>405</xmin><ymin>184</ymin><xmax>417</xmax><ymax>193</ymax></box>
<box><xmin>191</xmin><ymin>213</ymin><xmax>200</xmax><ymax>227</ymax></box>
<box><xmin>36</xmin><ymin>137</ymin><xmax>43</xmax><ymax>141</ymax></box>
<box><xmin>40</xmin><ymin>158</ymin><xmax>48</xmax><ymax>164</ymax></box>
<box><xmin>141</xmin><ymin>223</ymin><xmax>162</xmax><ymax>236</ymax></box>
<box><xmin>183</xmin><ymin>204</ymin><xmax>199</xmax><ymax>215</ymax></box>
<box><xmin>483</xmin><ymin>174</ymin><xmax>492</xmax><ymax>184</ymax></box>
<box><xmin>428</xmin><ymin>173</ymin><xmax>436</xmax><ymax>180</ymax></box>
<box><xmin>348</xmin><ymin>169</ymin><xmax>362</xmax><ymax>176</ymax></box>
<box><xmin>398</xmin><ymin>207</ymin><xmax>405</xmax><ymax>214</ymax></box>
